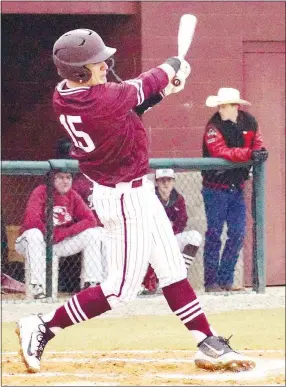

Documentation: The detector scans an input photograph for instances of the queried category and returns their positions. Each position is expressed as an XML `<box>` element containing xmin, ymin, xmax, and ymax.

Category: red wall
<box><xmin>140</xmin><ymin>2</ymin><xmax>285</xmax><ymax>156</ymax></box>
<box><xmin>140</xmin><ymin>2</ymin><xmax>285</xmax><ymax>285</ymax></box>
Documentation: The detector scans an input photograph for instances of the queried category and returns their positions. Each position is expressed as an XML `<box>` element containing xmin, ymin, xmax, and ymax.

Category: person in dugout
<box><xmin>15</xmin><ymin>169</ymin><xmax>105</xmax><ymax>298</ymax></box>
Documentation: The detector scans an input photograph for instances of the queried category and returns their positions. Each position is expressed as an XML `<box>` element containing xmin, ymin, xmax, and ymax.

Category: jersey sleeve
<box><xmin>204</xmin><ymin>125</ymin><xmax>252</xmax><ymax>162</ymax></box>
<box><xmin>21</xmin><ymin>185</ymin><xmax>46</xmax><ymax>234</ymax></box>
<box><xmin>104</xmin><ymin>67</ymin><xmax>169</xmax><ymax>116</ymax></box>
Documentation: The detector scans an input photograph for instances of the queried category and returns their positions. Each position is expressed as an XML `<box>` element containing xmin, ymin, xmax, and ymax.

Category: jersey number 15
<box><xmin>60</xmin><ymin>114</ymin><xmax>95</xmax><ymax>152</ymax></box>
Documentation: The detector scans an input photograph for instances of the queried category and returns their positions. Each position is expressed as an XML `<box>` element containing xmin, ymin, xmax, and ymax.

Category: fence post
<box><xmin>252</xmin><ymin>162</ymin><xmax>266</xmax><ymax>293</ymax></box>
<box><xmin>45</xmin><ymin>171</ymin><xmax>54</xmax><ymax>298</ymax></box>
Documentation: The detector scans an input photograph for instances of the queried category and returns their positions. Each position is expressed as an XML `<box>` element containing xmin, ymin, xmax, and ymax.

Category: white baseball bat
<box><xmin>172</xmin><ymin>14</ymin><xmax>197</xmax><ymax>86</ymax></box>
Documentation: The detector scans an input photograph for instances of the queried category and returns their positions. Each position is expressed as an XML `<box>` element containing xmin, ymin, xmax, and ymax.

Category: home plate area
<box><xmin>2</xmin><ymin>350</ymin><xmax>285</xmax><ymax>386</ymax></box>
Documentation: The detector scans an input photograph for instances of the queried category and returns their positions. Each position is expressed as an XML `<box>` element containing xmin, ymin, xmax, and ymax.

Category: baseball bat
<box><xmin>172</xmin><ymin>14</ymin><xmax>197</xmax><ymax>86</ymax></box>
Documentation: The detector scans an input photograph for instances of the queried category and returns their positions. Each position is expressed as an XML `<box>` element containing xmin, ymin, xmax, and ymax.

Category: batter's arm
<box><xmin>133</xmin><ymin>93</ymin><xmax>163</xmax><ymax>116</ymax></box>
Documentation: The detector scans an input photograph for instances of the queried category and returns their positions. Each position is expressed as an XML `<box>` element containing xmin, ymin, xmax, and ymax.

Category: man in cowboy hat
<box><xmin>201</xmin><ymin>87</ymin><xmax>268</xmax><ymax>293</ymax></box>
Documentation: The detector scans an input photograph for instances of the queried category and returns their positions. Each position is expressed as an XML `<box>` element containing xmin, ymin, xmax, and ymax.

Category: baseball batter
<box><xmin>16</xmin><ymin>28</ymin><xmax>255</xmax><ymax>374</ymax></box>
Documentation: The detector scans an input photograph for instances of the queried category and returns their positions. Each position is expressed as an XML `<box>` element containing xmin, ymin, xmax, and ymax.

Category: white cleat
<box><xmin>194</xmin><ymin>335</ymin><xmax>256</xmax><ymax>372</ymax></box>
<box><xmin>15</xmin><ymin>314</ymin><xmax>54</xmax><ymax>373</ymax></box>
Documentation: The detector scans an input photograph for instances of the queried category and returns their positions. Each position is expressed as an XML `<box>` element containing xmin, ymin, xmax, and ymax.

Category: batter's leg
<box><xmin>148</xmin><ymin>194</ymin><xmax>216</xmax><ymax>344</ymax></box>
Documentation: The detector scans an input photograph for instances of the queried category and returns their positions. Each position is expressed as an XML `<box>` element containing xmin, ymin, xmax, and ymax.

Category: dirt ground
<box><xmin>2</xmin><ymin>308</ymin><xmax>285</xmax><ymax>386</ymax></box>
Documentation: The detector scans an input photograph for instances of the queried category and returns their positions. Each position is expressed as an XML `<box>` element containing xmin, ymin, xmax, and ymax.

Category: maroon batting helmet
<box><xmin>53</xmin><ymin>29</ymin><xmax>116</xmax><ymax>82</ymax></box>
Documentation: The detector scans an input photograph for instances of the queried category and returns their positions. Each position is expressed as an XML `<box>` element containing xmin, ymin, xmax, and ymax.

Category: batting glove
<box><xmin>160</xmin><ymin>70</ymin><xmax>187</xmax><ymax>97</ymax></box>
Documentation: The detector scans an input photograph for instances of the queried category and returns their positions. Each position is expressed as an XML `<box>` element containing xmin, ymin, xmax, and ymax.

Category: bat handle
<box><xmin>172</xmin><ymin>55</ymin><xmax>184</xmax><ymax>86</ymax></box>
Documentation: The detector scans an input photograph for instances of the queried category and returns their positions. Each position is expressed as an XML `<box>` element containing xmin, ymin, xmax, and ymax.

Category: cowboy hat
<box><xmin>205</xmin><ymin>88</ymin><xmax>251</xmax><ymax>107</ymax></box>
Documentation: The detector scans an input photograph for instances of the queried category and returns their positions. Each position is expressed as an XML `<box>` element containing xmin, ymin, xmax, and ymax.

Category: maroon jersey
<box><xmin>53</xmin><ymin>68</ymin><xmax>169</xmax><ymax>185</ymax></box>
<box><xmin>155</xmin><ymin>187</ymin><xmax>188</xmax><ymax>235</ymax></box>
<box><xmin>21</xmin><ymin>185</ymin><xmax>97</xmax><ymax>244</ymax></box>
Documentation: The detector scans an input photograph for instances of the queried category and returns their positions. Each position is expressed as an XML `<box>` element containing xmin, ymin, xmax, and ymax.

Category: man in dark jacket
<box><xmin>141</xmin><ymin>168</ymin><xmax>202</xmax><ymax>293</ymax></box>
<box><xmin>202</xmin><ymin>87</ymin><xmax>268</xmax><ymax>292</ymax></box>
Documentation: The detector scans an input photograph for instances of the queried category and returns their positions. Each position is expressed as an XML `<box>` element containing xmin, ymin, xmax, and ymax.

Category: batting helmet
<box><xmin>53</xmin><ymin>29</ymin><xmax>116</xmax><ymax>82</ymax></box>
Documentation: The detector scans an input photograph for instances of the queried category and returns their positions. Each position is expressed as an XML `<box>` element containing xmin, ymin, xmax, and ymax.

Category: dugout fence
<box><xmin>1</xmin><ymin>158</ymin><xmax>266</xmax><ymax>302</ymax></box>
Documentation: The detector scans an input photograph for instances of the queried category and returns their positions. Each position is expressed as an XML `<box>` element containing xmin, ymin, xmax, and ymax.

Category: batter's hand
<box><xmin>171</xmin><ymin>69</ymin><xmax>187</xmax><ymax>93</ymax></box>
<box><xmin>161</xmin><ymin>70</ymin><xmax>187</xmax><ymax>97</ymax></box>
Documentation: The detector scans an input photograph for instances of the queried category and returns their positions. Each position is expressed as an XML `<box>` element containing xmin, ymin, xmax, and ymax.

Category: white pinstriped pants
<box><xmin>91</xmin><ymin>176</ymin><xmax>187</xmax><ymax>309</ymax></box>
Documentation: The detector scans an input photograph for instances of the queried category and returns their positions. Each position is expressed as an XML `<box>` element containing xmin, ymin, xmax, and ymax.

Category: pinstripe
<box><xmin>152</xmin><ymin>209</ymin><xmax>175</xmax><ymax>284</ymax></box>
<box><xmin>90</xmin><ymin>178</ymin><xmax>187</xmax><ymax>307</ymax></box>
<box><xmin>124</xmin><ymin>191</ymin><xmax>145</xmax><ymax>297</ymax></box>
<box><xmin>106</xmin><ymin>194</ymin><xmax>128</xmax><ymax>299</ymax></box>
<box><xmin>120</xmin><ymin>194</ymin><xmax>134</xmax><ymax>298</ymax></box>
<box><xmin>113</xmin><ymin>199</ymin><xmax>121</xmax><ymax>274</ymax></box>
<box><xmin>131</xmin><ymin>190</ymin><xmax>148</xmax><ymax>288</ymax></box>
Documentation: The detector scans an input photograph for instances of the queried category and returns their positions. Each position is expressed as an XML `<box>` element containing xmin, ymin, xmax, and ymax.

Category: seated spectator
<box><xmin>141</xmin><ymin>168</ymin><xmax>202</xmax><ymax>294</ymax></box>
<box><xmin>15</xmin><ymin>170</ymin><xmax>105</xmax><ymax>299</ymax></box>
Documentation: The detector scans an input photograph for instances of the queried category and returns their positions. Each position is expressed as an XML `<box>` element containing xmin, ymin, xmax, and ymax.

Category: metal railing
<box><xmin>1</xmin><ymin>158</ymin><xmax>266</xmax><ymax>295</ymax></box>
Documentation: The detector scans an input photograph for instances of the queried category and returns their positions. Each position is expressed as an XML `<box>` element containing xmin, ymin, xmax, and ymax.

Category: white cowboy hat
<box><xmin>155</xmin><ymin>169</ymin><xmax>176</xmax><ymax>179</ymax></box>
<box><xmin>205</xmin><ymin>88</ymin><xmax>251</xmax><ymax>107</ymax></box>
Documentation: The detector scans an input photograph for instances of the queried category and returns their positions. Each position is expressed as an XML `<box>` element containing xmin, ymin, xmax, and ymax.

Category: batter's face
<box><xmin>54</xmin><ymin>173</ymin><xmax>72</xmax><ymax>194</ymax></box>
<box><xmin>85</xmin><ymin>62</ymin><xmax>108</xmax><ymax>85</ymax></box>
<box><xmin>156</xmin><ymin>177</ymin><xmax>175</xmax><ymax>198</ymax></box>
<box><xmin>218</xmin><ymin>104</ymin><xmax>239</xmax><ymax>122</ymax></box>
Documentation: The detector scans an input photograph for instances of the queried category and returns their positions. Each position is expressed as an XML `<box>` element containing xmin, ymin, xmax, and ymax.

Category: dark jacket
<box><xmin>155</xmin><ymin>187</ymin><xmax>188</xmax><ymax>234</ymax></box>
<box><xmin>202</xmin><ymin>110</ymin><xmax>264</xmax><ymax>189</ymax></box>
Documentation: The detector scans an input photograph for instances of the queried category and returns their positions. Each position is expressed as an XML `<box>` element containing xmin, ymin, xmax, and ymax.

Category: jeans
<box><xmin>202</xmin><ymin>187</ymin><xmax>246</xmax><ymax>288</ymax></box>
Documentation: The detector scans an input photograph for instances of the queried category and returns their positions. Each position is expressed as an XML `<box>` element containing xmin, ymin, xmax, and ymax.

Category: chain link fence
<box><xmin>1</xmin><ymin>159</ymin><xmax>266</xmax><ymax>302</ymax></box>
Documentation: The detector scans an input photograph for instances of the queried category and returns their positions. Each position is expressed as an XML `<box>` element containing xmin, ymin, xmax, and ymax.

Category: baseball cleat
<box><xmin>15</xmin><ymin>314</ymin><xmax>54</xmax><ymax>373</ymax></box>
<box><xmin>194</xmin><ymin>335</ymin><xmax>256</xmax><ymax>372</ymax></box>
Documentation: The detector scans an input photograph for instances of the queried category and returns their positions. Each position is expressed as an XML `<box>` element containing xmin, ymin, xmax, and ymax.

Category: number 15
<box><xmin>60</xmin><ymin>114</ymin><xmax>95</xmax><ymax>152</ymax></box>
